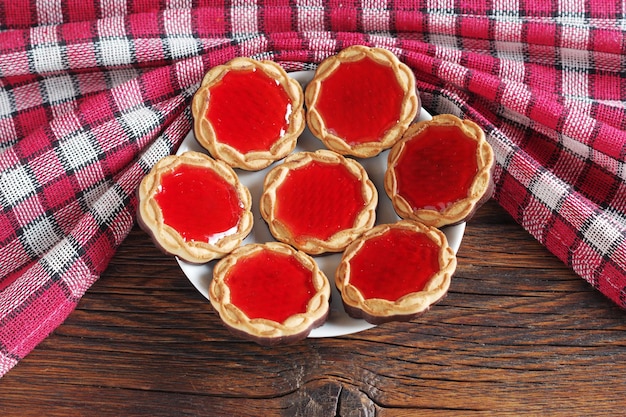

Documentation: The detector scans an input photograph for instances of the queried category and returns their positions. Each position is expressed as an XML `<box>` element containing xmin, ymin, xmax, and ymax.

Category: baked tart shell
<box><xmin>335</xmin><ymin>220</ymin><xmax>457</xmax><ymax>325</ymax></box>
<box><xmin>385</xmin><ymin>114</ymin><xmax>495</xmax><ymax>228</ymax></box>
<box><xmin>260</xmin><ymin>149</ymin><xmax>378</xmax><ymax>255</ymax></box>
<box><xmin>192</xmin><ymin>57</ymin><xmax>305</xmax><ymax>171</ymax></box>
<box><xmin>305</xmin><ymin>45</ymin><xmax>420</xmax><ymax>158</ymax></box>
<box><xmin>210</xmin><ymin>242</ymin><xmax>331</xmax><ymax>345</ymax></box>
<box><xmin>137</xmin><ymin>151</ymin><xmax>253</xmax><ymax>264</ymax></box>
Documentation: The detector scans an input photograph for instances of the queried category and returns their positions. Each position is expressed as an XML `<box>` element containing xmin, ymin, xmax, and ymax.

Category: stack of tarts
<box><xmin>137</xmin><ymin>46</ymin><xmax>495</xmax><ymax>345</ymax></box>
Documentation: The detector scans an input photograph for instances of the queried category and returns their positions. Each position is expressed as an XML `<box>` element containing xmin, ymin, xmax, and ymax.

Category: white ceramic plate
<box><xmin>176</xmin><ymin>70</ymin><xmax>465</xmax><ymax>338</ymax></box>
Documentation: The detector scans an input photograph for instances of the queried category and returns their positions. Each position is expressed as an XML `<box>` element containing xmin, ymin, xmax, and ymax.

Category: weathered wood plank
<box><xmin>2</xmin><ymin>200</ymin><xmax>625</xmax><ymax>416</ymax></box>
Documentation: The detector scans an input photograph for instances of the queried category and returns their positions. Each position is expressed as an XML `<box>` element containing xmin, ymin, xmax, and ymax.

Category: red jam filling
<box><xmin>395</xmin><ymin>125</ymin><xmax>479</xmax><ymax>211</ymax></box>
<box><xmin>225</xmin><ymin>249</ymin><xmax>316</xmax><ymax>323</ymax></box>
<box><xmin>154</xmin><ymin>164</ymin><xmax>243</xmax><ymax>243</ymax></box>
<box><xmin>315</xmin><ymin>56</ymin><xmax>405</xmax><ymax>145</ymax></box>
<box><xmin>206</xmin><ymin>68</ymin><xmax>292</xmax><ymax>153</ymax></box>
<box><xmin>347</xmin><ymin>228</ymin><xmax>440</xmax><ymax>301</ymax></box>
<box><xmin>275</xmin><ymin>161</ymin><xmax>365</xmax><ymax>242</ymax></box>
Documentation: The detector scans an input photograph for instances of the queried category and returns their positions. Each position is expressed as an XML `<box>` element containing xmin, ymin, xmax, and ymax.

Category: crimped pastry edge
<box><xmin>209</xmin><ymin>242</ymin><xmax>331</xmax><ymax>345</ymax></box>
<box><xmin>137</xmin><ymin>151</ymin><xmax>253</xmax><ymax>264</ymax></box>
<box><xmin>385</xmin><ymin>114</ymin><xmax>495</xmax><ymax>228</ymax></box>
<box><xmin>335</xmin><ymin>220</ymin><xmax>457</xmax><ymax>324</ymax></box>
<box><xmin>192</xmin><ymin>57</ymin><xmax>305</xmax><ymax>171</ymax></box>
<box><xmin>260</xmin><ymin>149</ymin><xmax>378</xmax><ymax>255</ymax></box>
<box><xmin>305</xmin><ymin>45</ymin><xmax>420</xmax><ymax>158</ymax></box>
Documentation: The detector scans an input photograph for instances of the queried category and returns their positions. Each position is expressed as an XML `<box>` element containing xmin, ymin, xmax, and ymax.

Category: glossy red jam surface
<box><xmin>395</xmin><ymin>125</ymin><xmax>479</xmax><ymax>211</ymax></box>
<box><xmin>154</xmin><ymin>164</ymin><xmax>243</xmax><ymax>243</ymax></box>
<box><xmin>275</xmin><ymin>161</ymin><xmax>365</xmax><ymax>241</ymax></box>
<box><xmin>225</xmin><ymin>249</ymin><xmax>316</xmax><ymax>323</ymax></box>
<box><xmin>206</xmin><ymin>68</ymin><xmax>292</xmax><ymax>153</ymax></box>
<box><xmin>348</xmin><ymin>228</ymin><xmax>440</xmax><ymax>301</ymax></box>
<box><xmin>315</xmin><ymin>56</ymin><xmax>404</xmax><ymax>145</ymax></box>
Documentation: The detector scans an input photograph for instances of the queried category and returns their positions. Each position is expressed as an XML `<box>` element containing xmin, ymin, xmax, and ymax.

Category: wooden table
<box><xmin>2</xmin><ymin>199</ymin><xmax>625</xmax><ymax>416</ymax></box>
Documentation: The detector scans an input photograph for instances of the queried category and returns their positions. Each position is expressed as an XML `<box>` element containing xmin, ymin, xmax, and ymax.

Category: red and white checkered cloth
<box><xmin>1</xmin><ymin>1</ymin><xmax>624</xmax><ymax>377</ymax></box>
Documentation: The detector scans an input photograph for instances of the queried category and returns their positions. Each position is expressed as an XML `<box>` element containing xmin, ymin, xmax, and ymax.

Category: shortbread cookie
<box><xmin>335</xmin><ymin>220</ymin><xmax>456</xmax><ymax>325</ymax></box>
<box><xmin>260</xmin><ymin>150</ymin><xmax>377</xmax><ymax>255</ymax></box>
<box><xmin>192</xmin><ymin>57</ymin><xmax>305</xmax><ymax>170</ymax></box>
<box><xmin>385</xmin><ymin>114</ymin><xmax>494</xmax><ymax>228</ymax></box>
<box><xmin>210</xmin><ymin>242</ymin><xmax>331</xmax><ymax>345</ymax></box>
<box><xmin>137</xmin><ymin>151</ymin><xmax>253</xmax><ymax>263</ymax></box>
<box><xmin>305</xmin><ymin>45</ymin><xmax>420</xmax><ymax>158</ymax></box>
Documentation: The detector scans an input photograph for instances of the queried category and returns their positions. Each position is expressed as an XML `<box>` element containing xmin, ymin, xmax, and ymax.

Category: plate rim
<box><xmin>175</xmin><ymin>69</ymin><xmax>465</xmax><ymax>338</ymax></box>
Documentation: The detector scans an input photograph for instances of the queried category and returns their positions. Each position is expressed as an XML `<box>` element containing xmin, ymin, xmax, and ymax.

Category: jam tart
<box><xmin>305</xmin><ymin>45</ymin><xmax>420</xmax><ymax>158</ymax></box>
<box><xmin>335</xmin><ymin>220</ymin><xmax>457</xmax><ymax>325</ymax></box>
<box><xmin>385</xmin><ymin>114</ymin><xmax>495</xmax><ymax>228</ymax></box>
<box><xmin>137</xmin><ymin>151</ymin><xmax>253</xmax><ymax>264</ymax></box>
<box><xmin>210</xmin><ymin>242</ymin><xmax>331</xmax><ymax>345</ymax></box>
<box><xmin>192</xmin><ymin>57</ymin><xmax>305</xmax><ymax>171</ymax></box>
<box><xmin>260</xmin><ymin>149</ymin><xmax>377</xmax><ymax>255</ymax></box>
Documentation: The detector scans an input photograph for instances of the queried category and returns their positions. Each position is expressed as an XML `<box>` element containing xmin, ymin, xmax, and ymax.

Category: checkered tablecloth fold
<box><xmin>1</xmin><ymin>1</ymin><xmax>625</xmax><ymax>377</ymax></box>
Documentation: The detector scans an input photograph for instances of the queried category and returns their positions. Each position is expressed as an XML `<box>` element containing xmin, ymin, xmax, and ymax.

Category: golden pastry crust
<box><xmin>385</xmin><ymin>114</ymin><xmax>495</xmax><ymax>228</ymax></box>
<box><xmin>209</xmin><ymin>242</ymin><xmax>331</xmax><ymax>345</ymax></box>
<box><xmin>192</xmin><ymin>57</ymin><xmax>305</xmax><ymax>171</ymax></box>
<box><xmin>305</xmin><ymin>45</ymin><xmax>420</xmax><ymax>158</ymax></box>
<box><xmin>335</xmin><ymin>220</ymin><xmax>456</xmax><ymax>325</ymax></box>
<box><xmin>137</xmin><ymin>151</ymin><xmax>253</xmax><ymax>264</ymax></box>
<box><xmin>260</xmin><ymin>149</ymin><xmax>378</xmax><ymax>255</ymax></box>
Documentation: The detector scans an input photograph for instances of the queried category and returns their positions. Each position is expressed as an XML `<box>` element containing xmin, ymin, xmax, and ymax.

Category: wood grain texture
<box><xmin>2</xmin><ymin>200</ymin><xmax>626</xmax><ymax>416</ymax></box>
